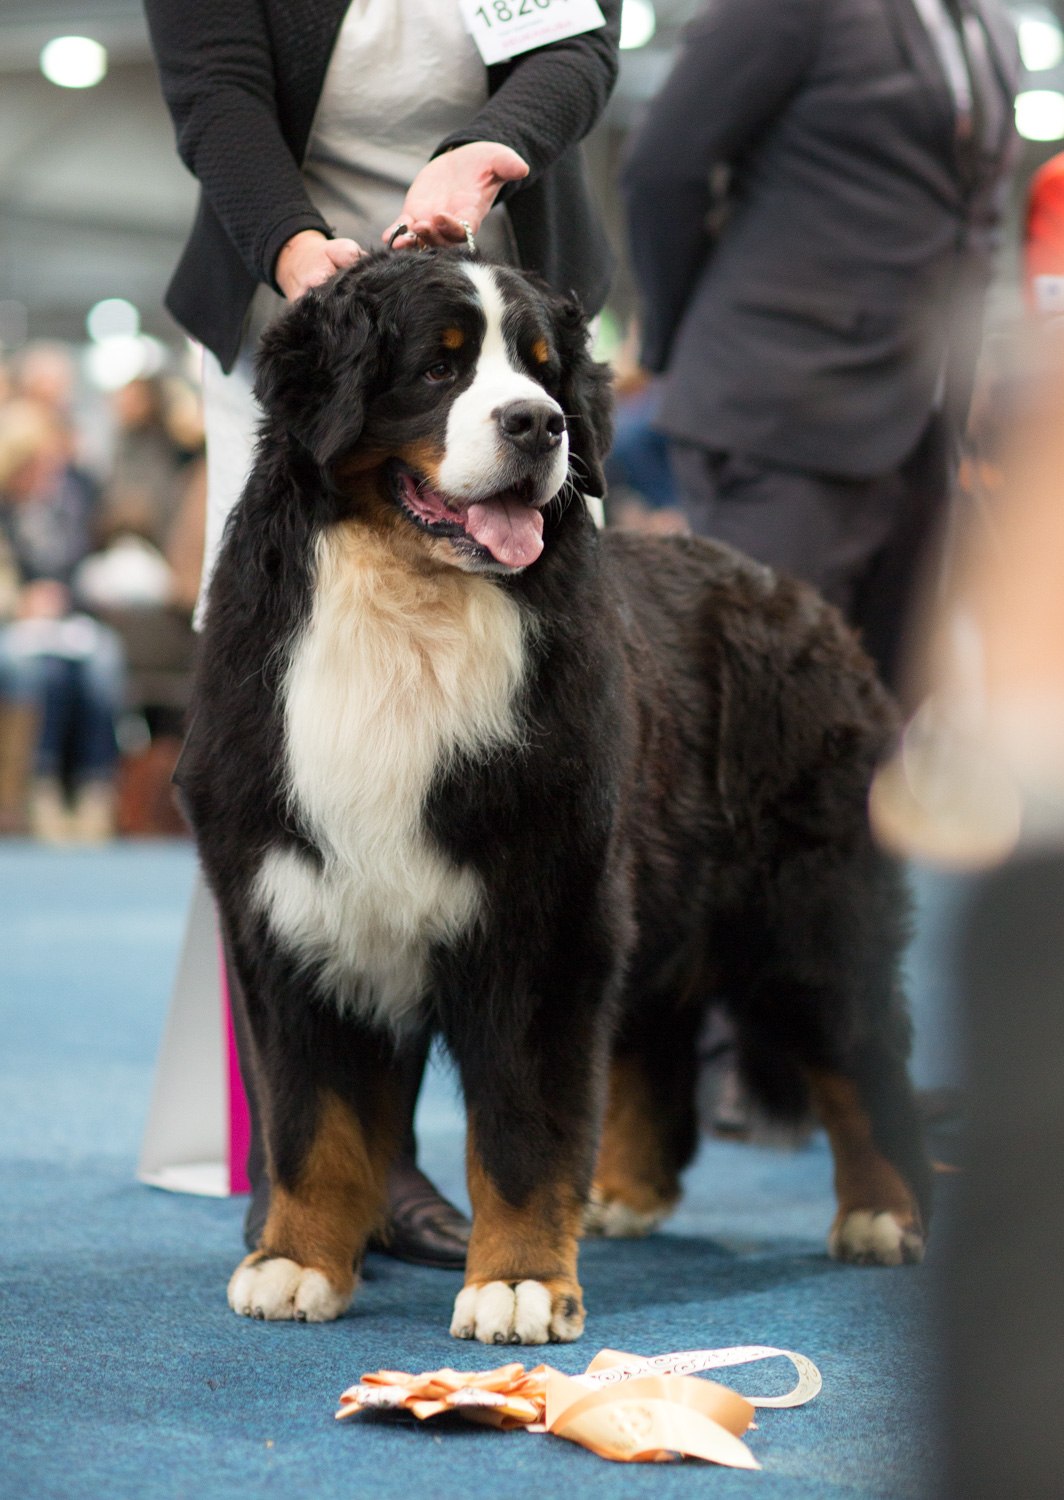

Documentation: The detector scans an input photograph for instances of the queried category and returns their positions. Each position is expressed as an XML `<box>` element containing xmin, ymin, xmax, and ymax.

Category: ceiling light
<box><xmin>40</xmin><ymin>36</ymin><xmax>108</xmax><ymax>90</ymax></box>
<box><xmin>620</xmin><ymin>0</ymin><xmax>656</xmax><ymax>51</ymax></box>
<box><xmin>87</xmin><ymin>299</ymin><xmax>140</xmax><ymax>343</ymax></box>
<box><xmin>1019</xmin><ymin>14</ymin><xmax>1064</xmax><ymax>72</ymax></box>
<box><xmin>1015</xmin><ymin>89</ymin><xmax>1064</xmax><ymax>141</ymax></box>
<box><xmin>84</xmin><ymin>335</ymin><xmax>166</xmax><ymax>393</ymax></box>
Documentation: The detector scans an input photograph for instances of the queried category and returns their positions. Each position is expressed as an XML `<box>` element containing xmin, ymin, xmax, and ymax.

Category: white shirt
<box><xmin>198</xmin><ymin>0</ymin><xmax>516</xmax><ymax>622</ymax></box>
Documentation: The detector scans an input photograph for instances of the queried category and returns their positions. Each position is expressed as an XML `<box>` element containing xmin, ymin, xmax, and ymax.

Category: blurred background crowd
<box><xmin>0</xmin><ymin>0</ymin><xmax>1061</xmax><ymax>855</ymax></box>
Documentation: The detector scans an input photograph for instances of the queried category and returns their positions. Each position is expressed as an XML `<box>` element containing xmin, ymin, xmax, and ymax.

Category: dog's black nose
<box><xmin>496</xmin><ymin>400</ymin><xmax>566</xmax><ymax>457</ymax></box>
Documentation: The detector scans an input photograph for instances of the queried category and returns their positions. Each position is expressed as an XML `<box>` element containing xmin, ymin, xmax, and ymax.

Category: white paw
<box><xmin>450</xmin><ymin>1279</ymin><xmax>584</xmax><ymax>1345</ymax></box>
<box><xmin>828</xmin><ymin>1210</ymin><xmax>925</xmax><ymax>1267</ymax></box>
<box><xmin>583</xmin><ymin>1186</ymin><xmax>672</xmax><ymax>1238</ymax></box>
<box><xmin>227</xmin><ymin>1255</ymin><xmax>351</xmax><ymax>1322</ymax></box>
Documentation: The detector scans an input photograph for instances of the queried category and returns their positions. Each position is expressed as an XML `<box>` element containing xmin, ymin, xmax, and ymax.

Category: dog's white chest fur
<box><xmin>253</xmin><ymin>523</ymin><xmax>528</xmax><ymax>1028</ymax></box>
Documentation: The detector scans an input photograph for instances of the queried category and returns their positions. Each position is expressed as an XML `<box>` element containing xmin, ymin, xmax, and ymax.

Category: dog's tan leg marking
<box><xmin>584</xmin><ymin>1056</ymin><xmax>681</xmax><ymax>1237</ymax></box>
<box><xmin>807</xmin><ymin>1070</ymin><xmax>925</xmax><ymax>1266</ymax></box>
<box><xmin>450</xmin><ymin>1127</ymin><xmax>585</xmax><ymax>1345</ymax></box>
<box><xmin>228</xmin><ymin>1090</ymin><xmax>395</xmax><ymax>1323</ymax></box>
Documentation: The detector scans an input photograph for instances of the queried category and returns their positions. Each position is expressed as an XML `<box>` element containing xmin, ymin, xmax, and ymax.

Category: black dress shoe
<box><xmin>243</xmin><ymin>1176</ymin><xmax>270</xmax><ymax>1251</ymax></box>
<box><xmin>242</xmin><ymin>1158</ymin><xmax>469</xmax><ymax>1270</ymax></box>
<box><xmin>369</xmin><ymin>1158</ymin><xmax>470</xmax><ymax>1269</ymax></box>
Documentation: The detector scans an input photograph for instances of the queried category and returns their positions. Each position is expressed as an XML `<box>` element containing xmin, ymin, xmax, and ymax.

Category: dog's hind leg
<box><xmin>584</xmin><ymin>1002</ymin><xmax>703</xmax><ymax>1238</ymax></box>
<box><xmin>805</xmin><ymin>1059</ymin><xmax>928</xmax><ymax>1265</ymax></box>
<box><xmin>726</xmin><ymin>846</ymin><xmax>932</xmax><ymax>1267</ymax></box>
<box><xmin>223</xmin><ymin>950</ymin><xmax>407</xmax><ymax>1322</ymax></box>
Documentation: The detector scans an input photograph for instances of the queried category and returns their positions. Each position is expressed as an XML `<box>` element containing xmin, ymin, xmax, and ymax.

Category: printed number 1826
<box><xmin>474</xmin><ymin>0</ymin><xmax>558</xmax><ymax>25</ymax></box>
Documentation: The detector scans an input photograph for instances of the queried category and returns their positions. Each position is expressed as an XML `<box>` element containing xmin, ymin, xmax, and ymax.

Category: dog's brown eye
<box><xmin>424</xmin><ymin>362</ymin><xmax>452</xmax><ymax>383</ymax></box>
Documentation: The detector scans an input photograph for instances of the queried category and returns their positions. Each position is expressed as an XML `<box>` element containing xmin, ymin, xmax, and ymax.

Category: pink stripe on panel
<box><xmin>220</xmin><ymin>943</ymin><xmax>252</xmax><ymax>1195</ymax></box>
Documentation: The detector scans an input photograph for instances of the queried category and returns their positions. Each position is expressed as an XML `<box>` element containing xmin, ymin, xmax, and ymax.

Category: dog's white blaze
<box><xmin>434</xmin><ymin>263</ymin><xmax>569</xmax><ymax>503</ymax></box>
<box><xmin>253</xmin><ymin>523</ymin><xmax>528</xmax><ymax>1029</ymax></box>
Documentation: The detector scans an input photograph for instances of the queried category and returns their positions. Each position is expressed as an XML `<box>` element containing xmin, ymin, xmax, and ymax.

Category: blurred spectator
<box><xmin>74</xmin><ymin>521</ymin><xmax>175</xmax><ymax>614</ymax></box>
<box><xmin>0</xmin><ymin>401</ymin><xmax>96</xmax><ymax>583</ymax></box>
<box><xmin>604</xmin><ymin>327</ymin><xmax>687</xmax><ymax>535</ymax></box>
<box><xmin>623</xmin><ymin>0</ymin><xmax>1019</xmax><ymax>699</ymax></box>
<box><xmin>101</xmin><ymin>375</ymin><xmax>200</xmax><ymax>553</ymax></box>
<box><xmin>11</xmin><ymin>343</ymin><xmax>78</xmax><ymax>421</ymax></box>
<box><xmin>0</xmin><ymin>400</ymin><xmax>126</xmax><ymax>841</ymax></box>
<box><xmin>162</xmin><ymin>455</ymin><xmax>206</xmax><ymax>616</ymax></box>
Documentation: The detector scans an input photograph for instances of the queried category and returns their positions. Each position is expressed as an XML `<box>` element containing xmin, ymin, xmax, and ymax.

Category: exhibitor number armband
<box><xmin>459</xmin><ymin>0</ymin><xmax>607</xmax><ymax>66</ymax></box>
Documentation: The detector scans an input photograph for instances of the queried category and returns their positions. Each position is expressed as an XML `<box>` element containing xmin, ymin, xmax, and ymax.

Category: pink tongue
<box><xmin>465</xmin><ymin>498</ymin><xmax>544</xmax><ymax>568</ymax></box>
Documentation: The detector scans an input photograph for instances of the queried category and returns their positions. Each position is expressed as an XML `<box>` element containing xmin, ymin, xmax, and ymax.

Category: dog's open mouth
<box><xmin>389</xmin><ymin>462</ymin><xmax>545</xmax><ymax>570</ymax></box>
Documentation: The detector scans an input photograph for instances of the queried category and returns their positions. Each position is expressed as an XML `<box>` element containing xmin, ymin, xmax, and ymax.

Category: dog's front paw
<box><xmin>450</xmin><ymin>1279</ymin><xmax>585</xmax><ymax>1345</ymax></box>
<box><xmin>828</xmin><ymin>1210</ymin><xmax>925</xmax><ymax>1266</ymax></box>
<box><xmin>227</xmin><ymin>1252</ymin><xmax>353</xmax><ymax>1322</ymax></box>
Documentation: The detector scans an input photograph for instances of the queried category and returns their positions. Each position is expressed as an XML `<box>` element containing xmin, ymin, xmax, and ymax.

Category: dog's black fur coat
<box><xmin>181</xmin><ymin>250</ymin><xmax>929</xmax><ymax>1332</ymax></box>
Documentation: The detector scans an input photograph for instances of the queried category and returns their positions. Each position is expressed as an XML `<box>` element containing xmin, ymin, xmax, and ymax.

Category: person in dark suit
<box><xmin>622</xmin><ymin>0</ymin><xmax>1018</xmax><ymax>695</ymax></box>
<box><xmin>144</xmin><ymin>0</ymin><xmax>621</xmax><ymax>1269</ymax></box>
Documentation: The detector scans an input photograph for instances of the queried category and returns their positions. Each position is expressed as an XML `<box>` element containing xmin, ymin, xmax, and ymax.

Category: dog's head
<box><xmin>254</xmin><ymin>250</ymin><xmax>612</xmax><ymax>574</ymax></box>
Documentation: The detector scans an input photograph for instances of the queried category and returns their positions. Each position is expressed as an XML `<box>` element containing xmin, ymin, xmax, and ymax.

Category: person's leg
<box><xmin>945</xmin><ymin>853</ymin><xmax>1064</xmax><ymax>1497</ymax></box>
<box><xmin>66</xmin><ymin>624</ymin><xmax>126</xmax><ymax>840</ymax></box>
<box><xmin>26</xmin><ymin>655</ymin><xmax>71</xmax><ymax>781</ymax></box>
<box><xmin>18</xmin><ymin>653</ymin><xmax>76</xmax><ymax>841</ymax></box>
<box><xmin>0</xmin><ymin>636</ymin><xmax>43</xmax><ymax>833</ymax></box>
<box><xmin>67</xmin><ymin>624</ymin><xmax>126</xmax><ymax>838</ymax></box>
<box><xmin>850</xmin><ymin>416</ymin><xmax>953</xmax><ymax>703</ymax></box>
<box><xmin>220</xmin><ymin>920</ymin><xmax>271</xmax><ymax>1251</ymax></box>
<box><xmin>367</xmin><ymin>1037</ymin><xmax>471</xmax><ymax>1268</ymax></box>
<box><xmin>668</xmin><ymin>442</ymin><xmax>903</xmax><ymax>622</ymax></box>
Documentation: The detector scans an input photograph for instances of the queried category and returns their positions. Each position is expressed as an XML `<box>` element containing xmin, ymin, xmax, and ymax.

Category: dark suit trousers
<box><xmin>669</xmin><ymin>417</ymin><xmax>953</xmax><ymax>700</ymax></box>
<box><xmin>945</xmin><ymin>852</ymin><xmax>1064</xmax><ymax>1498</ymax></box>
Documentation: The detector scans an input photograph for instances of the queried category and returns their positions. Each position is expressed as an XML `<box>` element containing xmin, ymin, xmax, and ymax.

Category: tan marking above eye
<box><xmin>441</xmin><ymin>327</ymin><xmax>465</xmax><ymax>350</ymax></box>
<box><xmin>531</xmin><ymin>337</ymin><xmax>550</xmax><ymax>366</ymax></box>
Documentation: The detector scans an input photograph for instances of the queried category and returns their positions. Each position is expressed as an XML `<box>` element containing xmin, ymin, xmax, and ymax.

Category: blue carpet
<box><xmin>0</xmin><ymin>844</ymin><xmax>944</xmax><ymax>1499</ymax></box>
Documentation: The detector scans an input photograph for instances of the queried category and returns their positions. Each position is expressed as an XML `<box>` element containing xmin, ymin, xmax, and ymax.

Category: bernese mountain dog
<box><xmin>180</xmin><ymin>248</ymin><xmax>930</xmax><ymax>1345</ymax></box>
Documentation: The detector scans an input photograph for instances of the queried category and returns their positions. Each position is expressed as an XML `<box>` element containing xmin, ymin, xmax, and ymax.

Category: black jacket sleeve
<box><xmin>622</xmin><ymin>0</ymin><xmax>825</xmax><ymax>373</ymax></box>
<box><xmin>143</xmin><ymin>0</ymin><xmax>330</xmax><ymax>290</ymax></box>
<box><xmin>434</xmin><ymin>0</ymin><xmax>622</xmax><ymax>186</ymax></box>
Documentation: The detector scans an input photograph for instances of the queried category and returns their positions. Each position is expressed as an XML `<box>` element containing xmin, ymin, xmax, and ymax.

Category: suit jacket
<box><xmin>144</xmin><ymin>0</ymin><xmax>621</xmax><ymax>371</ymax></box>
<box><xmin>623</xmin><ymin>0</ymin><xmax>1019</xmax><ymax>478</ymax></box>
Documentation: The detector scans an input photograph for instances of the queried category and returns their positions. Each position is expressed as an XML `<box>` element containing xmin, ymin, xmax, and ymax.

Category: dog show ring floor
<box><xmin>1</xmin><ymin>841</ymin><xmax>945</xmax><ymax>1499</ymax></box>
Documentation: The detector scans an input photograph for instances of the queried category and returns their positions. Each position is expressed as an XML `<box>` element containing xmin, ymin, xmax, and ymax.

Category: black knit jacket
<box><xmin>144</xmin><ymin>0</ymin><xmax>622</xmax><ymax>370</ymax></box>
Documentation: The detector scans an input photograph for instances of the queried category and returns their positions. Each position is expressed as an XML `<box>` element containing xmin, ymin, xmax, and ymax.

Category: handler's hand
<box><xmin>275</xmin><ymin>230</ymin><xmax>363</xmax><ymax>300</ymax></box>
<box><xmin>383</xmin><ymin>142</ymin><xmax>529</xmax><ymax>249</ymax></box>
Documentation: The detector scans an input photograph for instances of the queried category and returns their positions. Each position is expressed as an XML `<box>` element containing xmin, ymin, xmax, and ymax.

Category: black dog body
<box><xmin>182</xmin><ymin>250</ymin><xmax>929</xmax><ymax>1342</ymax></box>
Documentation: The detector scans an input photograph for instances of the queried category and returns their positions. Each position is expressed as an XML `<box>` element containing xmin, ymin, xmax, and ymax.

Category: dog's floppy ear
<box><xmin>553</xmin><ymin>295</ymin><xmax>614</xmax><ymax>500</ymax></box>
<box><xmin>254</xmin><ymin>267</ymin><xmax>378</xmax><ymax>471</ymax></box>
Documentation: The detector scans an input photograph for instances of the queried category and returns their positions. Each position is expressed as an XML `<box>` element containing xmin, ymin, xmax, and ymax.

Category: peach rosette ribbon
<box><xmin>336</xmin><ymin>1345</ymin><xmax>822</xmax><ymax>1467</ymax></box>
